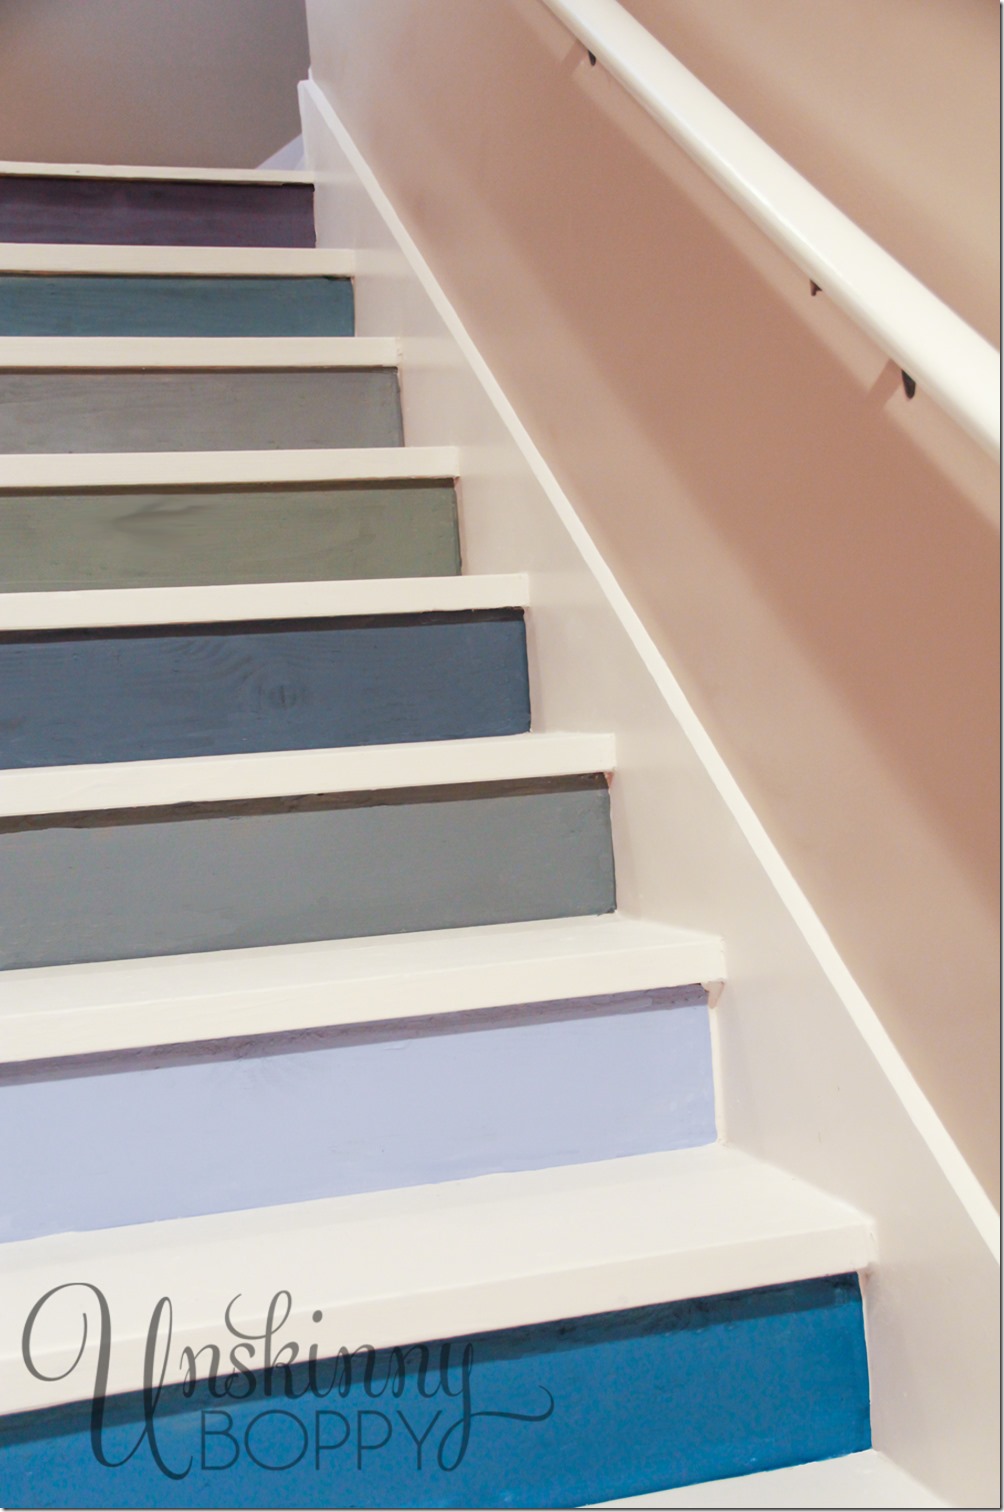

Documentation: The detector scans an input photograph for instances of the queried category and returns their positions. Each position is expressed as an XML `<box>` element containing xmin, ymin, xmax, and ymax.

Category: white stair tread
<box><xmin>0</xmin><ymin>731</ymin><xmax>612</xmax><ymax>818</ymax></box>
<box><xmin>0</xmin><ymin>246</ymin><xmax>356</xmax><ymax>276</ymax></box>
<box><xmin>0</xmin><ymin>912</ymin><xmax>724</xmax><ymax>1061</ymax></box>
<box><xmin>0</xmin><ymin>443</ymin><xmax>459</xmax><ymax>490</ymax></box>
<box><xmin>0</xmin><ymin>334</ymin><xmax>398</xmax><ymax>367</ymax></box>
<box><xmin>0</xmin><ymin>160</ymin><xmax>314</xmax><ymax>182</ymax></box>
<box><xmin>596</xmin><ymin>1450</ymin><xmax>946</xmax><ymax>1507</ymax></box>
<box><xmin>0</xmin><ymin>1144</ymin><xmax>874</xmax><ymax>1414</ymax></box>
<box><xmin>0</xmin><ymin>571</ymin><xmax>526</xmax><ymax>630</ymax></box>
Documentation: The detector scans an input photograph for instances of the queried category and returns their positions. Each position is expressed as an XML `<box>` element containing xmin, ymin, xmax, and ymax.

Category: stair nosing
<box><xmin>0</xmin><ymin>444</ymin><xmax>459</xmax><ymax>490</ymax></box>
<box><xmin>0</xmin><ymin>731</ymin><xmax>611</xmax><ymax>817</ymax></box>
<box><xmin>0</xmin><ymin>1144</ymin><xmax>873</xmax><ymax>1417</ymax></box>
<box><xmin>0</xmin><ymin>913</ymin><xmax>725</xmax><ymax>1064</ymax></box>
<box><xmin>0</xmin><ymin>571</ymin><xmax>521</xmax><ymax>629</ymax></box>
<box><xmin>0</xmin><ymin>245</ymin><xmax>356</xmax><ymax>275</ymax></box>
<box><xmin>0</xmin><ymin>334</ymin><xmax>398</xmax><ymax>367</ymax></box>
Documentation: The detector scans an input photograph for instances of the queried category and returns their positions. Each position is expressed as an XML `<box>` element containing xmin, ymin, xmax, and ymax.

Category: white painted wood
<box><xmin>0</xmin><ymin>160</ymin><xmax>314</xmax><ymax>183</ymax></box>
<box><xmin>257</xmin><ymin>136</ymin><xmax>306</xmax><ymax>172</ymax></box>
<box><xmin>0</xmin><ymin>245</ymin><xmax>354</xmax><ymax>275</ymax></box>
<box><xmin>301</xmin><ymin>78</ymin><xmax>1000</xmax><ymax>1503</ymax></box>
<box><xmin>0</xmin><ymin>1145</ymin><xmax>872</xmax><ymax>1413</ymax></box>
<box><xmin>0</xmin><ymin>444</ymin><xmax>458</xmax><ymax>490</ymax></box>
<box><xmin>0</xmin><ymin>572</ymin><xmax>526</xmax><ymax>629</ymax></box>
<box><xmin>0</xmin><ymin>731</ymin><xmax>611</xmax><ymax>817</ymax></box>
<box><xmin>595</xmin><ymin>1450</ymin><xmax>948</xmax><ymax>1508</ymax></box>
<box><xmin>0</xmin><ymin>335</ymin><xmax>397</xmax><ymax>368</ymax></box>
<box><xmin>540</xmin><ymin>0</ymin><xmax>999</xmax><ymax>456</ymax></box>
<box><xmin>0</xmin><ymin>913</ymin><xmax>724</xmax><ymax>1062</ymax></box>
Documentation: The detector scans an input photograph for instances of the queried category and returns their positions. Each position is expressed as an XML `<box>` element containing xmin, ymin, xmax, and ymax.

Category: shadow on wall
<box><xmin>0</xmin><ymin>0</ymin><xmax>309</xmax><ymax>167</ymax></box>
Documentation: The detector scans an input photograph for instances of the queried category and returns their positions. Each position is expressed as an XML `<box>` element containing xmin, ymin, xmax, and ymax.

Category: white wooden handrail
<box><xmin>542</xmin><ymin>0</ymin><xmax>1000</xmax><ymax>457</ymax></box>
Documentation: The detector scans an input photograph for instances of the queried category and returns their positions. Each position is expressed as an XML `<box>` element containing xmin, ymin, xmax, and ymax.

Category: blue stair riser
<box><xmin>0</xmin><ymin>482</ymin><xmax>461</xmax><ymax>592</ymax></box>
<box><xmin>0</xmin><ymin>275</ymin><xmax>354</xmax><ymax>337</ymax></box>
<box><xmin>0</xmin><ymin>778</ymin><xmax>616</xmax><ymax>969</ymax></box>
<box><xmin>0</xmin><ymin>177</ymin><xmax>316</xmax><ymax>247</ymax></box>
<box><xmin>0</xmin><ymin>370</ymin><xmax>403</xmax><ymax>452</ymax></box>
<box><xmin>0</xmin><ymin>612</ymin><xmax>527</xmax><ymax>766</ymax></box>
<box><xmin>0</xmin><ymin>1279</ymin><xmax>871</xmax><ymax>1508</ymax></box>
<box><xmin>0</xmin><ymin>989</ymin><xmax>715</xmax><ymax>1240</ymax></box>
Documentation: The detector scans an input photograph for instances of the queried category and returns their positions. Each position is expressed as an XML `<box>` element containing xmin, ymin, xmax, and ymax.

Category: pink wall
<box><xmin>623</xmin><ymin>0</ymin><xmax>1001</xmax><ymax>346</ymax></box>
<box><xmin>0</xmin><ymin>0</ymin><xmax>309</xmax><ymax>167</ymax></box>
<box><xmin>307</xmin><ymin>0</ymin><xmax>1000</xmax><ymax>1194</ymax></box>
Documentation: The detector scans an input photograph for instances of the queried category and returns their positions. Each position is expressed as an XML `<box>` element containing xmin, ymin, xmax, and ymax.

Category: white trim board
<box><xmin>0</xmin><ymin>160</ymin><xmax>314</xmax><ymax>184</ymax></box>
<box><xmin>302</xmin><ymin>78</ymin><xmax>996</xmax><ymax>1255</ymax></box>
<box><xmin>0</xmin><ymin>335</ymin><xmax>397</xmax><ymax>368</ymax></box>
<box><xmin>0</xmin><ymin>913</ymin><xmax>723</xmax><ymax>1062</ymax></box>
<box><xmin>595</xmin><ymin>1451</ymin><xmax>947</xmax><ymax>1508</ymax></box>
<box><xmin>0</xmin><ymin>573</ymin><xmax>526</xmax><ymax>630</ymax></box>
<box><xmin>0</xmin><ymin>731</ymin><xmax>610</xmax><ymax>818</ymax></box>
<box><xmin>0</xmin><ymin>1145</ymin><xmax>873</xmax><ymax>1414</ymax></box>
<box><xmin>0</xmin><ymin>445</ymin><xmax>458</xmax><ymax>491</ymax></box>
<box><xmin>0</xmin><ymin>245</ymin><xmax>354</xmax><ymax>275</ymax></box>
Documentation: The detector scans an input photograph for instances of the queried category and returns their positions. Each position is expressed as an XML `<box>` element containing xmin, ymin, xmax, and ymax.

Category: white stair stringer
<box><xmin>0</xmin><ymin>913</ymin><xmax>724</xmax><ymax>1063</ymax></box>
<box><xmin>1</xmin><ymin>1144</ymin><xmax>874</xmax><ymax>1416</ymax></box>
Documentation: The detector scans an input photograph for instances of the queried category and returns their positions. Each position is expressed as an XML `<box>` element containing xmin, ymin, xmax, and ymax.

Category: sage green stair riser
<box><xmin>0</xmin><ymin>370</ymin><xmax>402</xmax><ymax>452</ymax></box>
<box><xmin>0</xmin><ymin>780</ymin><xmax>616</xmax><ymax>969</ymax></box>
<box><xmin>0</xmin><ymin>482</ymin><xmax>460</xmax><ymax>590</ymax></box>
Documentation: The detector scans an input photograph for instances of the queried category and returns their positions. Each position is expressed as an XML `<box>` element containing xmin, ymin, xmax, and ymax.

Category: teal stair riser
<box><xmin>0</xmin><ymin>371</ymin><xmax>403</xmax><ymax>452</ymax></box>
<box><xmin>0</xmin><ymin>1279</ymin><xmax>871</xmax><ymax>1508</ymax></box>
<box><xmin>0</xmin><ymin>482</ymin><xmax>461</xmax><ymax>591</ymax></box>
<box><xmin>0</xmin><ymin>778</ymin><xmax>616</xmax><ymax>969</ymax></box>
<box><xmin>0</xmin><ymin>612</ymin><xmax>526</xmax><ymax>766</ymax></box>
<box><xmin>0</xmin><ymin>276</ymin><xmax>354</xmax><ymax>337</ymax></box>
<box><xmin>0</xmin><ymin>988</ymin><xmax>715</xmax><ymax>1240</ymax></box>
<box><xmin>0</xmin><ymin>178</ymin><xmax>316</xmax><ymax>247</ymax></box>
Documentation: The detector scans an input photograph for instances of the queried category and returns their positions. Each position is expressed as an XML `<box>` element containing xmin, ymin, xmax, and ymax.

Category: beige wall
<box><xmin>0</xmin><ymin>0</ymin><xmax>309</xmax><ymax>167</ymax></box>
<box><xmin>307</xmin><ymin>0</ymin><xmax>1000</xmax><ymax>1195</ymax></box>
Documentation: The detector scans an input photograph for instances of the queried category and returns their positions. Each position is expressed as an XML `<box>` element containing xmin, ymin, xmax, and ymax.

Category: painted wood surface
<box><xmin>0</xmin><ymin>482</ymin><xmax>460</xmax><ymax>591</ymax></box>
<box><xmin>0</xmin><ymin>1278</ymin><xmax>870</xmax><ymax>1507</ymax></box>
<box><xmin>0</xmin><ymin>178</ymin><xmax>316</xmax><ymax>247</ymax></box>
<box><xmin>0</xmin><ymin>778</ymin><xmax>615</xmax><ymax>969</ymax></box>
<box><xmin>0</xmin><ymin>988</ymin><xmax>713</xmax><ymax>1240</ymax></box>
<box><xmin>0</xmin><ymin>370</ymin><xmax>402</xmax><ymax>452</ymax></box>
<box><xmin>0</xmin><ymin>611</ymin><xmax>527</xmax><ymax>766</ymax></box>
<box><xmin>0</xmin><ymin>276</ymin><xmax>354</xmax><ymax>336</ymax></box>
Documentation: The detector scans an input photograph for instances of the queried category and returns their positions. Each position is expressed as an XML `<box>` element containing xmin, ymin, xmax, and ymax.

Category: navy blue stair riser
<box><xmin>0</xmin><ymin>178</ymin><xmax>316</xmax><ymax>247</ymax></box>
<box><xmin>0</xmin><ymin>988</ymin><xmax>715</xmax><ymax>1241</ymax></box>
<box><xmin>0</xmin><ymin>482</ymin><xmax>462</xmax><ymax>592</ymax></box>
<box><xmin>0</xmin><ymin>276</ymin><xmax>354</xmax><ymax>337</ymax></box>
<box><xmin>0</xmin><ymin>1278</ymin><xmax>871</xmax><ymax>1508</ymax></box>
<box><xmin>0</xmin><ymin>612</ymin><xmax>528</xmax><ymax>767</ymax></box>
<box><xmin>0</xmin><ymin>370</ymin><xmax>403</xmax><ymax>453</ymax></box>
<box><xmin>0</xmin><ymin>779</ymin><xmax>616</xmax><ymax>969</ymax></box>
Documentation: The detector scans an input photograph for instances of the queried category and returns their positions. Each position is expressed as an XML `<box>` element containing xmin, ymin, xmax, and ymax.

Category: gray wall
<box><xmin>0</xmin><ymin>0</ymin><xmax>309</xmax><ymax>167</ymax></box>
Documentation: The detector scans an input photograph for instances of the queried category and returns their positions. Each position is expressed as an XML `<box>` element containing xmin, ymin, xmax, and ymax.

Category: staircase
<box><xmin>0</xmin><ymin>165</ymin><xmax>950</xmax><ymax>1507</ymax></box>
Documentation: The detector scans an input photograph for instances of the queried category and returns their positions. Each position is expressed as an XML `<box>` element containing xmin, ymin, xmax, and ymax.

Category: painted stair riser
<box><xmin>0</xmin><ymin>1279</ymin><xmax>871</xmax><ymax>1508</ymax></box>
<box><xmin>0</xmin><ymin>370</ymin><xmax>402</xmax><ymax>453</ymax></box>
<box><xmin>0</xmin><ymin>178</ymin><xmax>316</xmax><ymax>247</ymax></box>
<box><xmin>0</xmin><ymin>276</ymin><xmax>354</xmax><ymax>337</ymax></box>
<box><xmin>0</xmin><ymin>613</ymin><xmax>527</xmax><ymax>766</ymax></box>
<box><xmin>0</xmin><ymin>482</ymin><xmax>460</xmax><ymax>591</ymax></box>
<box><xmin>0</xmin><ymin>779</ymin><xmax>615</xmax><ymax>969</ymax></box>
<box><xmin>0</xmin><ymin>989</ymin><xmax>715</xmax><ymax>1241</ymax></box>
